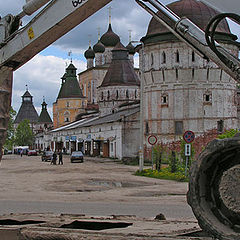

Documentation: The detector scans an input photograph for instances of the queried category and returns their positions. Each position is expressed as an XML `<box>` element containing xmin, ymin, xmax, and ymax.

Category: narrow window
<box><xmin>192</xmin><ymin>68</ymin><xmax>195</xmax><ymax>79</ymax></box>
<box><xmin>145</xmin><ymin>122</ymin><xmax>149</xmax><ymax>135</ymax></box>
<box><xmin>101</xmin><ymin>92</ymin><xmax>104</xmax><ymax>100</ymax></box>
<box><xmin>162</xmin><ymin>52</ymin><xmax>166</xmax><ymax>64</ymax></box>
<box><xmin>205</xmin><ymin>94</ymin><xmax>210</xmax><ymax>102</ymax></box>
<box><xmin>126</xmin><ymin>90</ymin><xmax>129</xmax><ymax>99</ymax></box>
<box><xmin>176</xmin><ymin>69</ymin><xmax>178</xmax><ymax>80</ymax></box>
<box><xmin>217</xmin><ymin>120</ymin><xmax>224</xmax><ymax>133</ymax></box>
<box><xmin>135</xmin><ymin>90</ymin><xmax>137</xmax><ymax>99</ymax></box>
<box><xmin>107</xmin><ymin>90</ymin><xmax>110</xmax><ymax>100</ymax></box>
<box><xmin>151</xmin><ymin>53</ymin><xmax>154</xmax><ymax>66</ymax></box>
<box><xmin>192</xmin><ymin>51</ymin><xmax>195</xmax><ymax>62</ymax></box>
<box><xmin>175</xmin><ymin>121</ymin><xmax>183</xmax><ymax>135</ymax></box>
<box><xmin>162</xmin><ymin>95</ymin><xmax>168</xmax><ymax>104</ymax></box>
<box><xmin>116</xmin><ymin>90</ymin><xmax>119</xmax><ymax>99</ymax></box>
<box><xmin>176</xmin><ymin>50</ymin><xmax>180</xmax><ymax>63</ymax></box>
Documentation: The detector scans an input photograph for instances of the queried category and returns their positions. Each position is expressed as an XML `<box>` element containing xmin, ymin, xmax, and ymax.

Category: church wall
<box><xmin>98</xmin><ymin>85</ymin><xmax>140</xmax><ymax>116</ymax></box>
<box><xmin>78</xmin><ymin>68</ymin><xmax>108</xmax><ymax>104</ymax></box>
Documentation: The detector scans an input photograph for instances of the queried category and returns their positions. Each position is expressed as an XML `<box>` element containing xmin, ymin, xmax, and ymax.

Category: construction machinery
<box><xmin>0</xmin><ymin>0</ymin><xmax>240</xmax><ymax>239</ymax></box>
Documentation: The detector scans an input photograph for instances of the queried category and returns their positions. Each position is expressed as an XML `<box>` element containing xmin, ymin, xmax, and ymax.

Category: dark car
<box><xmin>27</xmin><ymin>150</ymin><xmax>37</xmax><ymax>156</ymax></box>
<box><xmin>71</xmin><ymin>151</ymin><xmax>84</xmax><ymax>163</ymax></box>
<box><xmin>41</xmin><ymin>151</ymin><xmax>53</xmax><ymax>161</ymax></box>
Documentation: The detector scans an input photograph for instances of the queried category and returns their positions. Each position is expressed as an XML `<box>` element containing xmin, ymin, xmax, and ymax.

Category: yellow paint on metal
<box><xmin>27</xmin><ymin>27</ymin><xmax>35</xmax><ymax>40</ymax></box>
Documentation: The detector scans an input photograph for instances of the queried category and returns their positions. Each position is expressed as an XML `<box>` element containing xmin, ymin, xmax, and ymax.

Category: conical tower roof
<box><xmin>38</xmin><ymin>100</ymin><xmax>52</xmax><ymax>123</ymax></box>
<box><xmin>100</xmin><ymin>41</ymin><xmax>140</xmax><ymax>87</ymax></box>
<box><xmin>57</xmin><ymin>63</ymin><xmax>85</xmax><ymax>99</ymax></box>
<box><xmin>14</xmin><ymin>90</ymin><xmax>39</xmax><ymax>124</ymax></box>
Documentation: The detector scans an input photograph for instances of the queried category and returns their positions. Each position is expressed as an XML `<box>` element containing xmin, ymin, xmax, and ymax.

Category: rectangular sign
<box><xmin>185</xmin><ymin>144</ymin><xmax>191</xmax><ymax>156</ymax></box>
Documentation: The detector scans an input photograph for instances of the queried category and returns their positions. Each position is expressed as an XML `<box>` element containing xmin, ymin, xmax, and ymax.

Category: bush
<box><xmin>135</xmin><ymin>167</ymin><xmax>188</xmax><ymax>182</ymax></box>
<box><xmin>218</xmin><ymin>129</ymin><xmax>240</xmax><ymax>139</ymax></box>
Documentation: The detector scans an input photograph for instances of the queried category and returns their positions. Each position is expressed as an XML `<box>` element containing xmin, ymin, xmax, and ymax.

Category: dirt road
<box><xmin>0</xmin><ymin>154</ymin><xmax>193</xmax><ymax>220</ymax></box>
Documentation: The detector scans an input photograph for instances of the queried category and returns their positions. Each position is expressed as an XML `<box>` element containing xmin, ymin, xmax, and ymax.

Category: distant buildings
<box><xmin>14</xmin><ymin>88</ymin><xmax>52</xmax><ymax>149</ymax></box>
<box><xmin>15</xmin><ymin>0</ymin><xmax>240</xmax><ymax>159</ymax></box>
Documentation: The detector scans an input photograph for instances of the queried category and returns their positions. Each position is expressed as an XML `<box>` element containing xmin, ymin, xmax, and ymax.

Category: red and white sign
<box><xmin>148</xmin><ymin>135</ymin><xmax>157</xmax><ymax>145</ymax></box>
<box><xmin>183</xmin><ymin>131</ymin><xmax>195</xmax><ymax>143</ymax></box>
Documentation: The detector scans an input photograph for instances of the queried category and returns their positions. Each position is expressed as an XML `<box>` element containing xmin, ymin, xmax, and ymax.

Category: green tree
<box><xmin>15</xmin><ymin>119</ymin><xmax>34</xmax><ymax>146</ymax></box>
<box><xmin>4</xmin><ymin>107</ymin><xmax>16</xmax><ymax>150</ymax></box>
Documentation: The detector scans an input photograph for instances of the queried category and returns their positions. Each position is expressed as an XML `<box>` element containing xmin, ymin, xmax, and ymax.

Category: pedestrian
<box><xmin>51</xmin><ymin>151</ymin><xmax>57</xmax><ymax>165</ymax></box>
<box><xmin>20</xmin><ymin>149</ymin><xmax>23</xmax><ymax>157</ymax></box>
<box><xmin>58</xmin><ymin>150</ymin><xmax>63</xmax><ymax>165</ymax></box>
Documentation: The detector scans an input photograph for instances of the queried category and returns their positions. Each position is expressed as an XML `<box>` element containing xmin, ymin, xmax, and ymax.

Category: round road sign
<box><xmin>148</xmin><ymin>135</ymin><xmax>157</xmax><ymax>145</ymax></box>
<box><xmin>183</xmin><ymin>131</ymin><xmax>195</xmax><ymax>143</ymax></box>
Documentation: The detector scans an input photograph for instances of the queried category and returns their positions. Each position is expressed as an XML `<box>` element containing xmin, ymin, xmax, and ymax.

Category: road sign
<box><xmin>148</xmin><ymin>135</ymin><xmax>157</xmax><ymax>145</ymax></box>
<box><xmin>183</xmin><ymin>131</ymin><xmax>195</xmax><ymax>143</ymax></box>
<box><xmin>185</xmin><ymin>144</ymin><xmax>191</xmax><ymax>156</ymax></box>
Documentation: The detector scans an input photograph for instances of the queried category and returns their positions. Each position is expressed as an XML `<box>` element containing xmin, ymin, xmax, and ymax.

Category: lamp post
<box><xmin>131</xmin><ymin>40</ymin><xmax>145</xmax><ymax>172</ymax></box>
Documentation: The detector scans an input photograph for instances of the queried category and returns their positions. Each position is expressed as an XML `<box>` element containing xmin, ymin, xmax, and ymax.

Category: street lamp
<box><xmin>131</xmin><ymin>40</ymin><xmax>144</xmax><ymax>172</ymax></box>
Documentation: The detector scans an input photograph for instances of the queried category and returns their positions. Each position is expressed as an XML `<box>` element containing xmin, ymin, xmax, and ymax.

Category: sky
<box><xmin>1</xmin><ymin>0</ymin><xmax>239</xmax><ymax>117</ymax></box>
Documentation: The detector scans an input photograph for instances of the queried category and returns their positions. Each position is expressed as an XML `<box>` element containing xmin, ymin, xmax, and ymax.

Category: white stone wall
<box><xmin>141</xmin><ymin>41</ymin><xmax>239</xmax><ymax>144</ymax></box>
<box><xmin>98</xmin><ymin>85</ymin><xmax>140</xmax><ymax>116</ymax></box>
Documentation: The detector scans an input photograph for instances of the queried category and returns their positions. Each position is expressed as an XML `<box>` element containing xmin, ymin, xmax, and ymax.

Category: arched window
<box><xmin>176</xmin><ymin>50</ymin><xmax>180</xmax><ymax>63</ymax></box>
<box><xmin>162</xmin><ymin>52</ymin><xmax>166</xmax><ymax>64</ymax></box>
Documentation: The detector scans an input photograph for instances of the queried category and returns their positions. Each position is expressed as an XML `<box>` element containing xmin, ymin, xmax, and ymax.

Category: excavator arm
<box><xmin>0</xmin><ymin>0</ymin><xmax>111</xmax><ymax>160</ymax></box>
<box><xmin>0</xmin><ymin>0</ymin><xmax>112</xmax><ymax>70</ymax></box>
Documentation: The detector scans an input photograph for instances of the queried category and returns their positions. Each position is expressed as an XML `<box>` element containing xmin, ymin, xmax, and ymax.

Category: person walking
<box><xmin>20</xmin><ymin>149</ymin><xmax>23</xmax><ymax>157</ymax></box>
<box><xmin>51</xmin><ymin>151</ymin><xmax>57</xmax><ymax>165</ymax></box>
<box><xmin>58</xmin><ymin>150</ymin><xmax>63</xmax><ymax>165</ymax></box>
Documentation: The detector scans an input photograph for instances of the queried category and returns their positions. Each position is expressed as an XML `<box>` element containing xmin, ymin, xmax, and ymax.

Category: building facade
<box><xmin>140</xmin><ymin>0</ymin><xmax>240</xmax><ymax>156</ymax></box>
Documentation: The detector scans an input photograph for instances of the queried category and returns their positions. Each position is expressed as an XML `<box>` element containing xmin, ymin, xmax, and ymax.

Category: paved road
<box><xmin>0</xmin><ymin>200</ymin><xmax>194</xmax><ymax>219</ymax></box>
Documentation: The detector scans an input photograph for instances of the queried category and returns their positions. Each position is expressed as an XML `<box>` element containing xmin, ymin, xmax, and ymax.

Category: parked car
<box><xmin>70</xmin><ymin>151</ymin><xmax>84</xmax><ymax>163</ymax></box>
<box><xmin>27</xmin><ymin>150</ymin><xmax>37</xmax><ymax>156</ymax></box>
<box><xmin>41</xmin><ymin>151</ymin><xmax>53</xmax><ymax>161</ymax></box>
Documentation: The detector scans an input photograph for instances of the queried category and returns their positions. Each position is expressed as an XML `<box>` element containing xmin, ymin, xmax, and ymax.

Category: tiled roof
<box><xmin>99</xmin><ymin>42</ymin><xmax>140</xmax><ymax>87</ymax></box>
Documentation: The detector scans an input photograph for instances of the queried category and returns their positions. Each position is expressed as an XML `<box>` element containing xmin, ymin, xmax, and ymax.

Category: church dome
<box><xmin>100</xmin><ymin>24</ymin><xmax>120</xmax><ymax>47</ymax></box>
<box><xmin>93</xmin><ymin>40</ymin><xmax>105</xmax><ymax>53</ymax></box>
<box><xmin>145</xmin><ymin>0</ymin><xmax>233</xmax><ymax>41</ymax></box>
<box><xmin>126</xmin><ymin>42</ymin><xmax>135</xmax><ymax>55</ymax></box>
<box><xmin>84</xmin><ymin>46</ymin><xmax>95</xmax><ymax>59</ymax></box>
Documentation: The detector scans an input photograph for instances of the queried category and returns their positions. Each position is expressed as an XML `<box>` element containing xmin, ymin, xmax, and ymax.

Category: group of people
<box><xmin>50</xmin><ymin>150</ymin><xmax>63</xmax><ymax>165</ymax></box>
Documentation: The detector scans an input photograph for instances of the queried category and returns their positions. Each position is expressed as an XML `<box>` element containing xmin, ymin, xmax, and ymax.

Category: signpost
<box><xmin>183</xmin><ymin>131</ymin><xmax>195</xmax><ymax>175</ymax></box>
<box><xmin>148</xmin><ymin>135</ymin><xmax>157</xmax><ymax>170</ymax></box>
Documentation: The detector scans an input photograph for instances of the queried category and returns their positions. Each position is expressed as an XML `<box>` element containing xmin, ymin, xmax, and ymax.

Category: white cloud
<box><xmin>13</xmin><ymin>55</ymin><xmax>86</xmax><ymax>118</ymax></box>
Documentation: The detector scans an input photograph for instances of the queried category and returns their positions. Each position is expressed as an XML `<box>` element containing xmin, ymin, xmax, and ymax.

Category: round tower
<box><xmin>140</xmin><ymin>0</ymin><xmax>239</xmax><ymax>151</ymax></box>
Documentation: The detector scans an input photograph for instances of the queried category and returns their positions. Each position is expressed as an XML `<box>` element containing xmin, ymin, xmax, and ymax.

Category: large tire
<box><xmin>187</xmin><ymin>136</ymin><xmax>240</xmax><ymax>240</ymax></box>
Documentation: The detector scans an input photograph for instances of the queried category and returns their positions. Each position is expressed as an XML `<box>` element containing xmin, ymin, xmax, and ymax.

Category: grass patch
<box><xmin>135</xmin><ymin>167</ymin><xmax>189</xmax><ymax>182</ymax></box>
